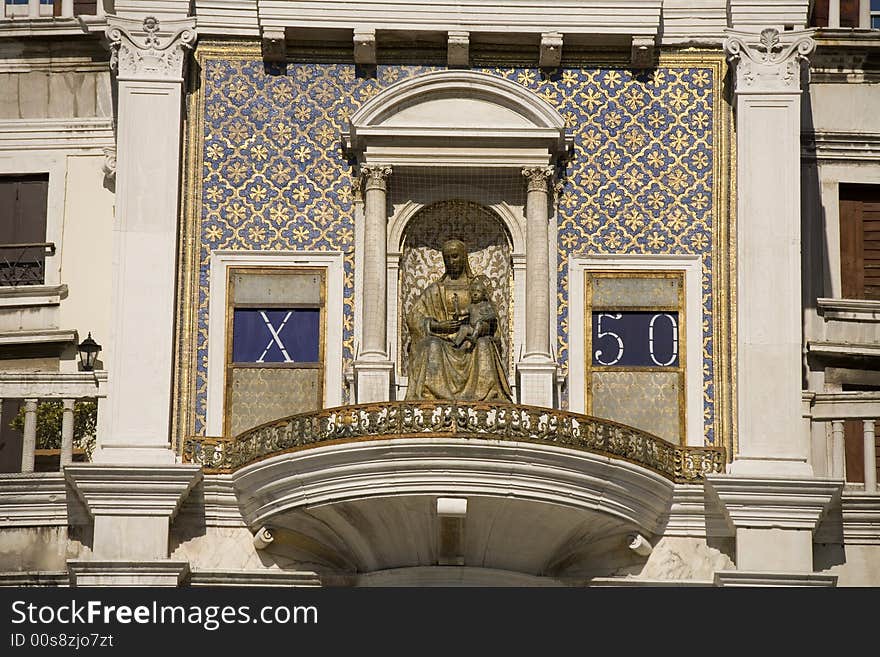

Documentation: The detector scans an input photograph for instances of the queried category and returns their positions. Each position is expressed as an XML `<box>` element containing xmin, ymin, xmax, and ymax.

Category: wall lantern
<box><xmin>77</xmin><ymin>333</ymin><xmax>102</xmax><ymax>372</ymax></box>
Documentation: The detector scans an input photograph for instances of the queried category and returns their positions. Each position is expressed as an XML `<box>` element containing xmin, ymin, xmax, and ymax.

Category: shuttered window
<box><xmin>840</xmin><ymin>184</ymin><xmax>880</xmax><ymax>300</ymax></box>
<box><xmin>0</xmin><ymin>175</ymin><xmax>49</xmax><ymax>287</ymax></box>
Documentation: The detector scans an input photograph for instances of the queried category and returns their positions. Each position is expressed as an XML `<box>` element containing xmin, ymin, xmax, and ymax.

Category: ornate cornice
<box><xmin>724</xmin><ymin>27</ymin><xmax>815</xmax><ymax>93</ymax></box>
<box><xmin>360</xmin><ymin>164</ymin><xmax>392</xmax><ymax>192</ymax></box>
<box><xmin>106</xmin><ymin>15</ymin><xmax>197</xmax><ymax>82</ymax></box>
<box><xmin>522</xmin><ymin>166</ymin><xmax>554</xmax><ymax>193</ymax></box>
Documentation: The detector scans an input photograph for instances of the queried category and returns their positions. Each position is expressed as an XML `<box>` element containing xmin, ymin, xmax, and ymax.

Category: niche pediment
<box><xmin>343</xmin><ymin>70</ymin><xmax>571</xmax><ymax>167</ymax></box>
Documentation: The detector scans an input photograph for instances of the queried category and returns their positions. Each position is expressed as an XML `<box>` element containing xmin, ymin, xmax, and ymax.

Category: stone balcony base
<box><xmin>67</xmin><ymin>560</ymin><xmax>190</xmax><ymax>587</ymax></box>
<box><xmin>713</xmin><ymin>570</ymin><xmax>838</xmax><ymax>587</ymax></box>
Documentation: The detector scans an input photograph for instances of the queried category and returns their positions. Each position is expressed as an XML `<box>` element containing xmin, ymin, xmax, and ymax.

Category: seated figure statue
<box><xmin>405</xmin><ymin>239</ymin><xmax>512</xmax><ymax>402</ymax></box>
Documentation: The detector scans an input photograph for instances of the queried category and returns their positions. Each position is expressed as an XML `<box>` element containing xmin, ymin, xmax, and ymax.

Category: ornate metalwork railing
<box><xmin>183</xmin><ymin>402</ymin><xmax>726</xmax><ymax>483</ymax></box>
<box><xmin>0</xmin><ymin>243</ymin><xmax>54</xmax><ymax>286</ymax></box>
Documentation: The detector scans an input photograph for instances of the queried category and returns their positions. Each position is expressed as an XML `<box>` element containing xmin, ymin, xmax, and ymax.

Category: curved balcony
<box><xmin>183</xmin><ymin>403</ymin><xmax>726</xmax><ymax>582</ymax></box>
<box><xmin>183</xmin><ymin>401</ymin><xmax>725</xmax><ymax>484</ymax></box>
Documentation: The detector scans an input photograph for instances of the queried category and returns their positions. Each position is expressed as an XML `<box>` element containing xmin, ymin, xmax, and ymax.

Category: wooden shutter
<box><xmin>73</xmin><ymin>1</ymin><xmax>97</xmax><ymax>15</ymax></box>
<box><xmin>0</xmin><ymin>175</ymin><xmax>49</xmax><ymax>286</ymax></box>
<box><xmin>840</xmin><ymin>184</ymin><xmax>880</xmax><ymax>300</ymax></box>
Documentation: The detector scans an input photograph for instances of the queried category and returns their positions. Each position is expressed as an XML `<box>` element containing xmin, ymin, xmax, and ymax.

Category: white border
<box><xmin>567</xmin><ymin>254</ymin><xmax>704</xmax><ymax>447</ymax></box>
<box><xmin>206</xmin><ymin>250</ymin><xmax>345</xmax><ymax>436</ymax></box>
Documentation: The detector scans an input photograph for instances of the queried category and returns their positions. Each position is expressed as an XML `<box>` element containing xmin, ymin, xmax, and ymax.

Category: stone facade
<box><xmin>0</xmin><ymin>1</ymin><xmax>878</xmax><ymax>588</ymax></box>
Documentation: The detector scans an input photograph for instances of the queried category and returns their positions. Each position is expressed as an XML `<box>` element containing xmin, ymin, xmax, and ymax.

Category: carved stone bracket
<box><xmin>522</xmin><ymin>166</ymin><xmax>554</xmax><ymax>194</ymax></box>
<box><xmin>354</xmin><ymin>28</ymin><xmax>377</xmax><ymax>66</ymax></box>
<box><xmin>102</xmin><ymin>146</ymin><xmax>116</xmax><ymax>181</ymax></box>
<box><xmin>539</xmin><ymin>32</ymin><xmax>563</xmax><ymax>69</ymax></box>
<box><xmin>724</xmin><ymin>27</ymin><xmax>815</xmax><ymax>93</ymax></box>
<box><xmin>361</xmin><ymin>164</ymin><xmax>392</xmax><ymax>193</ymax></box>
<box><xmin>106</xmin><ymin>14</ymin><xmax>197</xmax><ymax>81</ymax></box>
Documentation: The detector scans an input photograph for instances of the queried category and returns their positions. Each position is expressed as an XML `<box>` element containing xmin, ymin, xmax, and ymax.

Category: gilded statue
<box><xmin>405</xmin><ymin>239</ymin><xmax>512</xmax><ymax>402</ymax></box>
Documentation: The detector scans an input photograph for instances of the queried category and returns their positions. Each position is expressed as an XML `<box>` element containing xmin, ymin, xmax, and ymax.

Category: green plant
<box><xmin>10</xmin><ymin>400</ymin><xmax>98</xmax><ymax>459</ymax></box>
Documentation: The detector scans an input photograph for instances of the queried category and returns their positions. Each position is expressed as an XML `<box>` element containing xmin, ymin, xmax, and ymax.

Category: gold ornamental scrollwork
<box><xmin>182</xmin><ymin>401</ymin><xmax>726</xmax><ymax>483</ymax></box>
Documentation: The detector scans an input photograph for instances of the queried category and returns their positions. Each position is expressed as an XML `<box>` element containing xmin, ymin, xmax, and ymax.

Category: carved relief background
<box><xmin>399</xmin><ymin>200</ymin><xmax>512</xmax><ymax>377</ymax></box>
<box><xmin>182</xmin><ymin>47</ymin><xmax>723</xmax><ymax>446</ymax></box>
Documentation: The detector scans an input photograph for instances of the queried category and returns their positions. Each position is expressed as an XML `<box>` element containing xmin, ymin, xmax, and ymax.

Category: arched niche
<box><xmin>348</xmin><ymin>70</ymin><xmax>568</xmax><ymax>406</ymax></box>
<box><xmin>396</xmin><ymin>199</ymin><xmax>513</xmax><ymax>379</ymax></box>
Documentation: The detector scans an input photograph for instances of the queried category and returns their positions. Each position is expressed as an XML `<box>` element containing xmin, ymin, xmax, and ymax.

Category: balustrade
<box><xmin>184</xmin><ymin>401</ymin><xmax>727</xmax><ymax>483</ymax></box>
<box><xmin>0</xmin><ymin>372</ymin><xmax>106</xmax><ymax>474</ymax></box>
<box><xmin>807</xmin><ymin>391</ymin><xmax>880</xmax><ymax>492</ymax></box>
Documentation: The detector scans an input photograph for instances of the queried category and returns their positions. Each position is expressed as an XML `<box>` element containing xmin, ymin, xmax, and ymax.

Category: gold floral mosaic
<box><xmin>177</xmin><ymin>44</ymin><xmax>728</xmax><ymax>447</ymax></box>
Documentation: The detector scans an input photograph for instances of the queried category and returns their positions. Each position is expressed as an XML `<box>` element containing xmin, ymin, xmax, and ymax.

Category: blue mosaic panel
<box><xmin>194</xmin><ymin>59</ymin><xmax>717</xmax><ymax>444</ymax></box>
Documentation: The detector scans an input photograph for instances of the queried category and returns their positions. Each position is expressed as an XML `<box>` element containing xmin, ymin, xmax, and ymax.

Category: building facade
<box><xmin>0</xmin><ymin>0</ymin><xmax>878</xmax><ymax>587</ymax></box>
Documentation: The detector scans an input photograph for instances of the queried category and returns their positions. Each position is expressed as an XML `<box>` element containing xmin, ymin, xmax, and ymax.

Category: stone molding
<box><xmin>0</xmin><ymin>118</ymin><xmax>115</xmax><ymax>153</ymax></box>
<box><xmin>256</xmin><ymin>1</ymin><xmax>661</xmax><ymax>37</ymax></box>
<box><xmin>232</xmin><ymin>438</ymin><xmax>675</xmax><ymax>536</ymax></box>
<box><xmin>705</xmin><ymin>475</ymin><xmax>843</xmax><ymax>535</ymax></box>
<box><xmin>713</xmin><ymin>570</ymin><xmax>838</xmax><ymax>587</ymax></box>
<box><xmin>65</xmin><ymin>464</ymin><xmax>202</xmax><ymax>519</ymax></box>
<box><xmin>803</xmin><ymin>131</ymin><xmax>880</xmax><ymax>163</ymax></box>
<box><xmin>0</xmin><ymin>370</ymin><xmax>106</xmax><ymax>399</ymax></box>
<box><xmin>815</xmin><ymin>492</ymin><xmax>880</xmax><ymax>546</ymax></box>
<box><xmin>588</xmin><ymin>576</ymin><xmax>714</xmax><ymax>587</ymax></box>
<box><xmin>0</xmin><ymin>572</ymin><xmax>70</xmax><ymax>587</ymax></box>
<box><xmin>522</xmin><ymin>166</ymin><xmax>554</xmax><ymax>194</ymax></box>
<box><xmin>67</xmin><ymin>560</ymin><xmax>190</xmax><ymax>587</ymax></box>
<box><xmin>724</xmin><ymin>27</ymin><xmax>815</xmax><ymax>93</ymax></box>
<box><xmin>177</xmin><ymin>475</ymin><xmax>247</xmax><ymax>528</ymax></box>
<box><xmin>189</xmin><ymin>569</ymin><xmax>322</xmax><ymax>587</ymax></box>
<box><xmin>345</xmin><ymin>70</ymin><xmax>571</xmax><ymax>166</ymax></box>
<box><xmin>106</xmin><ymin>14</ymin><xmax>197</xmax><ymax>81</ymax></box>
<box><xmin>0</xmin><ymin>473</ymin><xmax>68</xmax><ymax>527</ymax></box>
<box><xmin>661</xmin><ymin>484</ymin><xmax>729</xmax><ymax>538</ymax></box>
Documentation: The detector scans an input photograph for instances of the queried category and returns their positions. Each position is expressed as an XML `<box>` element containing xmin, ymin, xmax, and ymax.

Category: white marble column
<box><xmin>517</xmin><ymin>166</ymin><xmax>557</xmax><ymax>408</ymax></box>
<box><xmin>708</xmin><ymin>29</ymin><xmax>845</xmax><ymax>584</ymax></box>
<box><xmin>725</xmin><ymin>28</ymin><xmax>815</xmax><ymax>477</ymax></box>
<box><xmin>94</xmin><ymin>15</ymin><xmax>196</xmax><ymax>464</ymax></box>
<box><xmin>60</xmin><ymin>398</ymin><xmax>75</xmax><ymax>467</ymax></box>
<box><xmin>353</xmin><ymin>164</ymin><xmax>394</xmax><ymax>403</ymax></box>
<box><xmin>21</xmin><ymin>398</ymin><xmax>37</xmax><ymax>474</ymax></box>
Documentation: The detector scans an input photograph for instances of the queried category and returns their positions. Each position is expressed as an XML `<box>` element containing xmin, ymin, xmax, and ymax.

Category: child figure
<box><xmin>452</xmin><ymin>277</ymin><xmax>498</xmax><ymax>349</ymax></box>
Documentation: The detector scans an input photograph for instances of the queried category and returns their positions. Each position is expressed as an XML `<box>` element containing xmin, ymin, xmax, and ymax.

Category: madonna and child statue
<box><xmin>405</xmin><ymin>239</ymin><xmax>512</xmax><ymax>402</ymax></box>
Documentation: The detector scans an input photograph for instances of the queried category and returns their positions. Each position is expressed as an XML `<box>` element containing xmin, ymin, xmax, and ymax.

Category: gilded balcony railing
<box><xmin>183</xmin><ymin>402</ymin><xmax>727</xmax><ymax>483</ymax></box>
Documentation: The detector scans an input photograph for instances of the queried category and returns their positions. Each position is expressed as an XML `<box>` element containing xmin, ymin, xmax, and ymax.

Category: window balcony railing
<box><xmin>0</xmin><ymin>372</ymin><xmax>106</xmax><ymax>474</ymax></box>
<box><xmin>0</xmin><ymin>243</ymin><xmax>53</xmax><ymax>287</ymax></box>
<box><xmin>806</xmin><ymin>391</ymin><xmax>880</xmax><ymax>493</ymax></box>
<box><xmin>2</xmin><ymin>0</ymin><xmax>105</xmax><ymax>19</ymax></box>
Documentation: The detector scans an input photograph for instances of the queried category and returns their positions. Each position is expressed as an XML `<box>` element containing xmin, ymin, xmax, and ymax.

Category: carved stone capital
<box><xmin>522</xmin><ymin>166</ymin><xmax>554</xmax><ymax>194</ymax></box>
<box><xmin>361</xmin><ymin>164</ymin><xmax>392</xmax><ymax>193</ymax></box>
<box><xmin>106</xmin><ymin>15</ymin><xmax>197</xmax><ymax>81</ymax></box>
<box><xmin>724</xmin><ymin>27</ymin><xmax>815</xmax><ymax>93</ymax></box>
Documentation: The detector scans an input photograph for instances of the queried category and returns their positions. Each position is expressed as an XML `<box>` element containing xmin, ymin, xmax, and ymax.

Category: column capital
<box><xmin>360</xmin><ymin>164</ymin><xmax>392</xmax><ymax>192</ymax></box>
<box><xmin>724</xmin><ymin>27</ymin><xmax>815</xmax><ymax>94</ymax></box>
<box><xmin>106</xmin><ymin>14</ymin><xmax>197</xmax><ymax>82</ymax></box>
<box><xmin>521</xmin><ymin>166</ymin><xmax>554</xmax><ymax>193</ymax></box>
